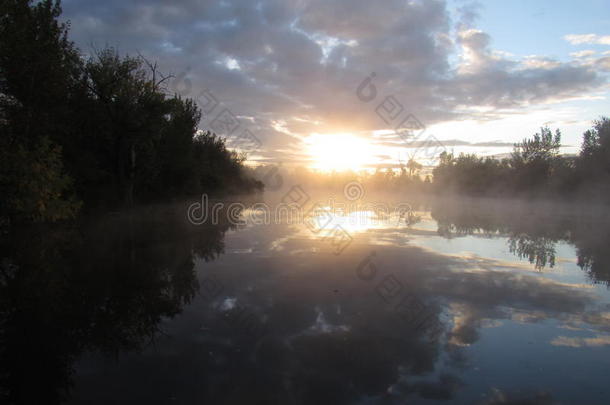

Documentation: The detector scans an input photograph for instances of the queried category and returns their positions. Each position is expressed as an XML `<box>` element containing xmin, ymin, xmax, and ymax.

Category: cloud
<box><xmin>374</xmin><ymin>138</ymin><xmax>515</xmax><ymax>149</ymax></box>
<box><xmin>564</xmin><ymin>34</ymin><xmax>610</xmax><ymax>45</ymax></box>
<box><xmin>596</xmin><ymin>57</ymin><xmax>610</xmax><ymax>72</ymax></box>
<box><xmin>551</xmin><ymin>334</ymin><xmax>610</xmax><ymax>347</ymax></box>
<box><xmin>570</xmin><ymin>50</ymin><xmax>596</xmax><ymax>58</ymax></box>
<box><xmin>521</xmin><ymin>55</ymin><xmax>562</xmax><ymax>70</ymax></box>
<box><xmin>60</xmin><ymin>0</ymin><xmax>608</xmax><ymax>163</ymax></box>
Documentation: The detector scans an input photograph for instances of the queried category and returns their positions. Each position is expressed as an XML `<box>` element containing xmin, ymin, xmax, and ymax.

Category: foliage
<box><xmin>0</xmin><ymin>136</ymin><xmax>81</xmax><ymax>222</ymax></box>
<box><xmin>431</xmin><ymin>122</ymin><xmax>610</xmax><ymax>201</ymax></box>
<box><xmin>0</xmin><ymin>0</ymin><xmax>82</xmax><ymax>223</ymax></box>
<box><xmin>433</xmin><ymin>152</ymin><xmax>511</xmax><ymax>195</ymax></box>
<box><xmin>510</xmin><ymin>127</ymin><xmax>562</xmax><ymax>192</ymax></box>
<box><xmin>0</xmin><ymin>0</ymin><xmax>262</xmax><ymax>226</ymax></box>
<box><xmin>405</xmin><ymin>158</ymin><xmax>422</xmax><ymax>176</ymax></box>
<box><xmin>576</xmin><ymin>117</ymin><xmax>610</xmax><ymax>197</ymax></box>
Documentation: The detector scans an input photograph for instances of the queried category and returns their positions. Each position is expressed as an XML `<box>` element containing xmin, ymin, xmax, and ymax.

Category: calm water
<box><xmin>2</xmin><ymin>193</ymin><xmax>610</xmax><ymax>404</ymax></box>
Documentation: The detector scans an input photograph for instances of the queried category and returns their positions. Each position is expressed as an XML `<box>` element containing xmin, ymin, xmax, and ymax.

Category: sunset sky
<box><xmin>61</xmin><ymin>0</ymin><xmax>610</xmax><ymax>170</ymax></box>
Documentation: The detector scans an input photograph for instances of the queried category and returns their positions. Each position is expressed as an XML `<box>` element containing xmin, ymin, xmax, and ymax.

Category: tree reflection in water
<box><xmin>431</xmin><ymin>198</ymin><xmax>610</xmax><ymax>283</ymax></box>
<box><xmin>6</xmin><ymin>197</ymin><xmax>606</xmax><ymax>404</ymax></box>
<box><xmin>0</xmin><ymin>199</ymin><xmax>453</xmax><ymax>405</ymax></box>
<box><xmin>0</xmin><ymin>202</ymin><xmax>233</xmax><ymax>404</ymax></box>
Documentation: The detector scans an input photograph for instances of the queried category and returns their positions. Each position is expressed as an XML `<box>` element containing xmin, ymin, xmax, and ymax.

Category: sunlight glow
<box><xmin>305</xmin><ymin>133</ymin><xmax>371</xmax><ymax>171</ymax></box>
<box><xmin>307</xmin><ymin>207</ymin><xmax>400</xmax><ymax>235</ymax></box>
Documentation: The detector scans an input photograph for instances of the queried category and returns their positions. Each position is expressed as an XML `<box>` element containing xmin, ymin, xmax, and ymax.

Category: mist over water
<box><xmin>3</xmin><ymin>192</ymin><xmax>610</xmax><ymax>404</ymax></box>
<box><xmin>4</xmin><ymin>0</ymin><xmax>610</xmax><ymax>403</ymax></box>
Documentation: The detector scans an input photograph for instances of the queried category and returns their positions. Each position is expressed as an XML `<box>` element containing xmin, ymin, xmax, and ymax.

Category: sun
<box><xmin>305</xmin><ymin>133</ymin><xmax>371</xmax><ymax>171</ymax></box>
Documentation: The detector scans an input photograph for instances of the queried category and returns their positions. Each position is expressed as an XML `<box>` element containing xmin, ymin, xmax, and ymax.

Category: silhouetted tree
<box><xmin>0</xmin><ymin>0</ymin><xmax>82</xmax><ymax>222</ymax></box>
<box><xmin>433</xmin><ymin>152</ymin><xmax>511</xmax><ymax>195</ymax></box>
<box><xmin>406</xmin><ymin>158</ymin><xmax>422</xmax><ymax>176</ymax></box>
<box><xmin>510</xmin><ymin>126</ymin><xmax>561</xmax><ymax>193</ymax></box>
<box><xmin>81</xmin><ymin>49</ymin><xmax>170</xmax><ymax>205</ymax></box>
<box><xmin>576</xmin><ymin>117</ymin><xmax>610</xmax><ymax>198</ymax></box>
<box><xmin>429</xmin><ymin>123</ymin><xmax>610</xmax><ymax>199</ymax></box>
<box><xmin>0</xmin><ymin>0</ymin><xmax>262</xmax><ymax>225</ymax></box>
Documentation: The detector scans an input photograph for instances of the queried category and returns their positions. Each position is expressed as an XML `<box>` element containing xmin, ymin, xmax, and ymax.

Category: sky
<box><xmin>61</xmin><ymin>0</ymin><xmax>610</xmax><ymax>170</ymax></box>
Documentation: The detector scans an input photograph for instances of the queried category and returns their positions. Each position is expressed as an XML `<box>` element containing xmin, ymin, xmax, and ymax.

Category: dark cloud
<box><xmin>61</xmin><ymin>0</ymin><xmax>606</xmax><ymax>163</ymax></box>
<box><xmin>374</xmin><ymin>138</ymin><xmax>516</xmax><ymax>149</ymax></box>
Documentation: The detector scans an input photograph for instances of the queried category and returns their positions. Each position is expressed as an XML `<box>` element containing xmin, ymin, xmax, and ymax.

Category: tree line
<box><xmin>251</xmin><ymin>117</ymin><xmax>609</xmax><ymax>200</ymax></box>
<box><xmin>0</xmin><ymin>0</ymin><xmax>262</xmax><ymax>226</ymax></box>
<box><xmin>432</xmin><ymin>119</ymin><xmax>610</xmax><ymax>199</ymax></box>
<box><xmin>250</xmin><ymin>162</ymin><xmax>432</xmax><ymax>195</ymax></box>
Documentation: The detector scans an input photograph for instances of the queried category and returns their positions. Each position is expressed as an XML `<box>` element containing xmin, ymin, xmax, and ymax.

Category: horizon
<box><xmin>60</xmin><ymin>0</ymin><xmax>610</xmax><ymax>171</ymax></box>
<box><xmin>5</xmin><ymin>2</ymin><xmax>610</xmax><ymax>404</ymax></box>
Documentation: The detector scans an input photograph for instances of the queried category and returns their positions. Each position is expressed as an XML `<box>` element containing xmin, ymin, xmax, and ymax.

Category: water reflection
<box><xmin>3</xmin><ymin>197</ymin><xmax>610</xmax><ymax>404</ymax></box>
<box><xmin>430</xmin><ymin>198</ymin><xmax>610</xmax><ymax>283</ymax></box>
<box><xmin>0</xmin><ymin>203</ymin><xmax>234</xmax><ymax>404</ymax></box>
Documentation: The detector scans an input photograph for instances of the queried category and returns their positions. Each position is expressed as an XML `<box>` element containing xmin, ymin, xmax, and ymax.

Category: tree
<box><xmin>86</xmin><ymin>49</ymin><xmax>170</xmax><ymax>206</ymax></box>
<box><xmin>191</xmin><ymin>130</ymin><xmax>260</xmax><ymax>192</ymax></box>
<box><xmin>0</xmin><ymin>136</ymin><xmax>81</xmax><ymax>222</ymax></box>
<box><xmin>406</xmin><ymin>158</ymin><xmax>423</xmax><ymax>177</ymax></box>
<box><xmin>510</xmin><ymin>127</ymin><xmax>561</xmax><ymax>193</ymax></box>
<box><xmin>578</xmin><ymin>117</ymin><xmax>610</xmax><ymax>177</ymax></box>
<box><xmin>80</xmin><ymin>49</ymin><xmax>171</xmax><ymax>205</ymax></box>
<box><xmin>574</xmin><ymin>117</ymin><xmax>610</xmax><ymax>199</ymax></box>
<box><xmin>0</xmin><ymin>0</ymin><xmax>82</xmax><ymax>223</ymax></box>
<box><xmin>1</xmin><ymin>0</ymin><xmax>264</xmax><ymax>221</ymax></box>
<box><xmin>128</xmin><ymin>96</ymin><xmax>201</xmax><ymax>199</ymax></box>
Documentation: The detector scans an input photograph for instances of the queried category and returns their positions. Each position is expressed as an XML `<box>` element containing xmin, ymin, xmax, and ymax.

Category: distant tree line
<box><xmin>0</xmin><ymin>0</ymin><xmax>262</xmax><ymax>225</ymax></box>
<box><xmin>251</xmin><ymin>161</ymin><xmax>432</xmax><ymax>194</ymax></box>
<box><xmin>253</xmin><ymin>119</ymin><xmax>609</xmax><ymax>202</ymax></box>
<box><xmin>432</xmin><ymin>119</ymin><xmax>610</xmax><ymax>200</ymax></box>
